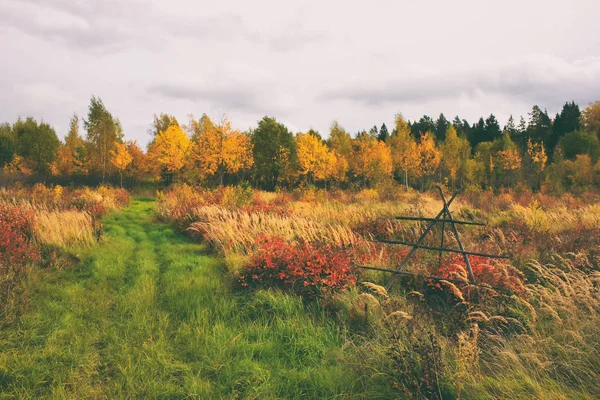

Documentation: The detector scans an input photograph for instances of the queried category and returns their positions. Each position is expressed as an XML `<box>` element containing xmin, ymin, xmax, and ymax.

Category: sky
<box><xmin>1</xmin><ymin>0</ymin><xmax>599</xmax><ymax>146</ymax></box>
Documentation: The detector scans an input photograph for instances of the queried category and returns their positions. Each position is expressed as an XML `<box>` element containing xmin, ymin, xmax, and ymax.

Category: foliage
<box><xmin>0</xmin><ymin>203</ymin><xmax>40</xmax><ymax>276</ymax></box>
<box><xmin>84</xmin><ymin>96</ymin><xmax>123</xmax><ymax>181</ymax></box>
<box><xmin>296</xmin><ymin>132</ymin><xmax>337</xmax><ymax>183</ymax></box>
<box><xmin>239</xmin><ymin>236</ymin><xmax>356</xmax><ymax>298</ymax></box>
<box><xmin>350</xmin><ymin>135</ymin><xmax>393</xmax><ymax>185</ymax></box>
<box><xmin>13</xmin><ymin>117</ymin><xmax>60</xmax><ymax>174</ymax></box>
<box><xmin>147</xmin><ymin>124</ymin><xmax>191</xmax><ymax>178</ymax></box>
<box><xmin>192</xmin><ymin>116</ymin><xmax>253</xmax><ymax>185</ymax></box>
<box><xmin>250</xmin><ymin>116</ymin><xmax>295</xmax><ymax>188</ymax></box>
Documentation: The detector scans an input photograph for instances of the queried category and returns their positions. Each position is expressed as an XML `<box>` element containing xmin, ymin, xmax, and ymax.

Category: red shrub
<box><xmin>113</xmin><ymin>188</ymin><xmax>131</xmax><ymax>206</ymax></box>
<box><xmin>0</xmin><ymin>204</ymin><xmax>40</xmax><ymax>276</ymax></box>
<box><xmin>430</xmin><ymin>254</ymin><xmax>526</xmax><ymax>298</ymax></box>
<box><xmin>239</xmin><ymin>236</ymin><xmax>357</xmax><ymax>298</ymax></box>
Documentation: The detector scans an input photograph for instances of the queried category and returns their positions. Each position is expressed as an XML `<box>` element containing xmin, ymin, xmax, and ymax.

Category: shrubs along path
<box><xmin>0</xmin><ymin>199</ymin><xmax>392</xmax><ymax>399</ymax></box>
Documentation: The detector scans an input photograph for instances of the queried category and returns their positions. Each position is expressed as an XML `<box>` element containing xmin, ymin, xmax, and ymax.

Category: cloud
<box><xmin>319</xmin><ymin>56</ymin><xmax>600</xmax><ymax>110</ymax></box>
<box><xmin>0</xmin><ymin>0</ymin><xmax>147</xmax><ymax>53</ymax></box>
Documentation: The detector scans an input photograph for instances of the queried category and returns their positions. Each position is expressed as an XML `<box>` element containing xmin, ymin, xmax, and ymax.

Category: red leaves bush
<box><xmin>238</xmin><ymin>236</ymin><xmax>357</xmax><ymax>298</ymax></box>
<box><xmin>431</xmin><ymin>254</ymin><xmax>526</xmax><ymax>297</ymax></box>
<box><xmin>0</xmin><ymin>204</ymin><xmax>40</xmax><ymax>276</ymax></box>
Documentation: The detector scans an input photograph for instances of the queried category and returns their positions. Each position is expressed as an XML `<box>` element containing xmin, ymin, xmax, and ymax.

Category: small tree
<box><xmin>110</xmin><ymin>141</ymin><xmax>132</xmax><ymax>187</ymax></box>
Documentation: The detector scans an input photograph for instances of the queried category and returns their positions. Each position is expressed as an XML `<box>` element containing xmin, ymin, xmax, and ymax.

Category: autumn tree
<box><xmin>296</xmin><ymin>132</ymin><xmax>336</xmax><ymax>184</ymax></box>
<box><xmin>147</xmin><ymin>124</ymin><xmax>191</xmax><ymax>183</ymax></box>
<box><xmin>582</xmin><ymin>101</ymin><xmax>600</xmax><ymax>136</ymax></box>
<box><xmin>56</xmin><ymin>114</ymin><xmax>89</xmax><ymax>176</ymax></box>
<box><xmin>387</xmin><ymin>113</ymin><xmax>420</xmax><ymax>190</ymax></box>
<box><xmin>187</xmin><ymin>113</ymin><xmax>215</xmax><ymax>141</ymax></box>
<box><xmin>417</xmin><ymin>132</ymin><xmax>442</xmax><ymax>186</ymax></box>
<box><xmin>110</xmin><ymin>141</ymin><xmax>132</xmax><ymax>187</ymax></box>
<box><xmin>192</xmin><ymin>116</ymin><xmax>253</xmax><ymax>185</ymax></box>
<box><xmin>84</xmin><ymin>96</ymin><xmax>122</xmax><ymax>181</ymax></box>
<box><xmin>125</xmin><ymin>141</ymin><xmax>149</xmax><ymax>187</ymax></box>
<box><xmin>350</xmin><ymin>135</ymin><xmax>393</xmax><ymax>186</ymax></box>
<box><xmin>150</xmin><ymin>113</ymin><xmax>179</xmax><ymax>137</ymax></box>
<box><xmin>327</xmin><ymin>121</ymin><xmax>352</xmax><ymax>157</ymax></box>
<box><xmin>441</xmin><ymin>125</ymin><xmax>471</xmax><ymax>187</ymax></box>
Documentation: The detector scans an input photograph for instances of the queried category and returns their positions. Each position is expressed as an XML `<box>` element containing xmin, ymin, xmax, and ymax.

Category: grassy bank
<box><xmin>0</xmin><ymin>199</ymin><xmax>392</xmax><ymax>399</ymax></box>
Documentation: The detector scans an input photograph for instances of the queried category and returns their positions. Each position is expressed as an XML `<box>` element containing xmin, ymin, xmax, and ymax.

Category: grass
<box><xmin>0</xmin><ymin>198</ymin><xmax>394</xmax><ymax>399</ymax></box>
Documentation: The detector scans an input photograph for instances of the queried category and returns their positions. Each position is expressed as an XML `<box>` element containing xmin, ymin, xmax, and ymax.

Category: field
<box><xmin>1</xmin><ymin>183</ymin><xmax>600</xmax><ymax>399</ymax></box>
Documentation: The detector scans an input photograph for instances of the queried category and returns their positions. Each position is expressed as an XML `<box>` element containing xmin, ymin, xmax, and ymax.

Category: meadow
<box><xmin>1</xmin><ymin>183</ymin><xmax>599</xmax><ymax>399</ymax></box>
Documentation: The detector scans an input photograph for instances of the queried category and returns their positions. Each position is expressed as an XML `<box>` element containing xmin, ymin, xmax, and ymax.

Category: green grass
<box><xmin>0</xmin><ymin>199</ymin><xmax>395</xmax><ymax>399</ymax></box>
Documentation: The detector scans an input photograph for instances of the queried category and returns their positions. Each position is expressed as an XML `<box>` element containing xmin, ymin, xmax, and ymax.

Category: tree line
<box><xmin>1</xmin><ymin>96</ymin><xmax>600</xmax><ymax>192</ymax></box>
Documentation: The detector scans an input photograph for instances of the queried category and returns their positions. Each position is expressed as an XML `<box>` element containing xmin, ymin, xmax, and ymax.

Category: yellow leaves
<box><xmin>296</xmin><ymin>132</ymin><xmax>338</xmax><ymax>182</ymax></box>
<box><xmin>3</xmin><ymin>155</ymin><xmax>32</xmax><ymax>175</ymax></box>
<box><xmin>191</xmin><ymin>116</ymin><xmax>253</xmax><ymax>181</ymax></box>
<box><xmin>527</xmin><ymin>139</ymin><xmax>547</xmax><ymax>172</ymax></box>
<box><xmin>441</xmin><ymin>125</ymin><xmax>470</xmax><ymax>183</ymax></box>
<box><xmin>147</xmin><ymin>125</ymin><xmax>191</xmax><ymax>173</ymax></box>
<box><xmin>582</xmin><ymin>101</ymin><xmax>600</xmax><ymax>135</ymax></box>
<box><xmin>109</xmin><ymin>141</ymin><xmax>132</xmax><ymax>172</ymax></box>
<box><xmin>417</xmin><ymin>132</ymin><xmax>442</xmax><ymax>177</ymax></box>
<box><xmin>497</xmin><ymin>148</ymin><xmax>521</xmax><ymax>172</ymax></box>
<box><xmin>350</xmin><ymin>136</ymin><xmax>393</xmax><ymax>183</ymax></box>
<box><xmin>388</xmin><ymin>124</ymin><xmax>420</xmax><ymax>178</ymax></box>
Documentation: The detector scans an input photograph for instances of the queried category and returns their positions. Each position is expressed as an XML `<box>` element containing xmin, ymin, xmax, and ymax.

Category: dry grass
<box><xmin>188</xmin><ymin>206</ymin><xmax>359</xmax><ymax>254</ymax></box>
<box><xmin>32</xmin><ymin>210</ymin><xmax>95</xmax><ymax>248</ymax></box>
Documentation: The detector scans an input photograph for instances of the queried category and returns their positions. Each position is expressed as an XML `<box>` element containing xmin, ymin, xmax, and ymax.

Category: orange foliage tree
<box><xmin>110</xmin><ymin>141</ymin><xmax>132</xmax><ymax>187</ymax></box>
<box><xmin>147</xmin><ymin>125</ymin><xmax>191</xmax><ymax>182</ymax></box>
<box><xmin>417</xmin><ymin>132</ymin><xmax>442</xmax><ymax>184</ymax></box>
<box><xmin>125</xmin><ymin>141</ymin><xmax>150</xmax><ymax>187</ymax></box>
<box><xmin>350</xmin><ymin>136</ymin><xmax>393</xmax><ymax>186</ymax></box>
<box><xmin>387</xmin><ymin>113</ymin><xmax>420</xmax><ymax>190</ymax></box>
<box><xmin>296</xmin><ymin>132</ymin><xmax>337</xmax><ymax>184</ymax></box>
<box><xmin>191</xmin><ymin>116</ymin><xmax>253</xmax><ymax>185</ymax></box>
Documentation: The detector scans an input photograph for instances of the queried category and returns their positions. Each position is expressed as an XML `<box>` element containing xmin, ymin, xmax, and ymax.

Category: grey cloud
<box><xmin>148</xmin><ymin>82</ymin><xmax>268</xmax><ymax>114</ymax></box>
<box><xmin>320</xmin><ymin>56</ymin><xmax>600</xmax><ymax>110</ymax></box>
<box><xmin>0</xmin><ymin>0</ymin><xmax>148</xmax><ymax>53</ymax></box>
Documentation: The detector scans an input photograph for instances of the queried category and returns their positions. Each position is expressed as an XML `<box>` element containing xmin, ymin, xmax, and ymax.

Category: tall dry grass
<box><xmin>188</xmin><ymin>206</ymin><xmax>359</xmax><ymax>255</ymax></box>
<box><xmin>32</xmin><ymin>210</ymin><xmax>95</xmax><ymax>248</ymax></box>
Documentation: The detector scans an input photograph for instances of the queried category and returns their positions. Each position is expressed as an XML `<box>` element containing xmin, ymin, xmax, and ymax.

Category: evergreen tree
<box><xmin>0</xmin><ymin>122</ymin><xmax>15</xmax><ymax>168</ymax></box>
<box><xmin>435</xmin><ymin>113</ymin><xmax>449</xmax><ymax>141</ymax></box>
<box><xmin>550</xmin><ymin>101</ymin><xmax>581</xmax><ymax>153</ymax></box>
<box><xmin>377</xmin><ymin>123</ymin><xmax>389</xmax><ymax>142</ymax></box>
<box><xmin>527</xmin><ymin>105</ymin><xmax>553</xmax><ymax>145</ymax></box>
<box><xmin>484</xmin><ymin>114</ymin><xmax>502</xmax><ymax>142</ymax></box>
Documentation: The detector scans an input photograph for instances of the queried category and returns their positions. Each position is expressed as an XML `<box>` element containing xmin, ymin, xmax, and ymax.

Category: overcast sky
<box><xmin>1</xmin><ymin>0</ymin><xmax>599</xmax><ymax>145</ymax></box>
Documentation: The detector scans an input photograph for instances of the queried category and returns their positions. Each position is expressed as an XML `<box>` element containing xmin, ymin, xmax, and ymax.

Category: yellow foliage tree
<box><xmin>388</xmin><ymin>113</ymin><xmax>420</xmax><ymax>190</ymax></box>
<box><xmin>417</xmin><ymin>132</ymin><xmax>442</xmax><ymax>179</ymax></box>
<box><xmin>527</xmin><ymin>139</ymin><xmax>547</xmax><ymax>173</ymax></box>
<box><xmin>296</xmin><ymin>132</ymin><xmax>337</xmax><ymax>183</ymax></box>
<box><xmin>350</xmin><ymin>136</ymin><xmax>393</xmax><ymax>186</ymax></box>
<box><xmin>441</xmin><ymin>125</ymin><xmax>471</xmax><ymax>186</ymax></box>
<box><xmin>328</xmin><ymin>151</ymin><xmax>349</xmax><ymax>183</ymax></box>
<box><xmin>192</xmin><ymin>116</ymin><xmax>253</xmax><ymax>185</ymax></box>
<box><xmin>582</xmin><ymin>101</ymin><xmax>600</xmax><ymax>135</ymax></box>
<box><xmin>110</xmin><ymin>141</ymin><xmax>133</xmax><ymax>187</ymax></box>
<box><xmin>126</xmin><ymin>141</ymin><xmax>150</xmax><ymax>186</ymax></box>
<box><xmin>147</xmin><ymin>125</ymin><xmax>191</xmax><ymax>181</ymax></box>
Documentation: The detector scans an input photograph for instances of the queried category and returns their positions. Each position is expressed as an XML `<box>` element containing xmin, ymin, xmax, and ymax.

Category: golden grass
<box><xmin>32</xmin><ymin>210</ymin><xmax>95</xmax><ymax>248</ymax></box>
<box><xmin>188</xmin><ymin>206</ymin><xmax>359</xmax><ymax>255</ymax></box>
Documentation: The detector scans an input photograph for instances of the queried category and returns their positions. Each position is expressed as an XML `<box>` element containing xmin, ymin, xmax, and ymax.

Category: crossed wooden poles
<box><xmin>358</xmin><ymin>186</ymin><xmax>509</xmax><ymax>291</ymax></box>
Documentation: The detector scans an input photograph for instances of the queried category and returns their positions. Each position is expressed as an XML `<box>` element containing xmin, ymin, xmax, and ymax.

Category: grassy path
<box><xmin>0</xmin><ymin>199</ymin><xmax>388</xmax><ymax>399</ymax></box>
